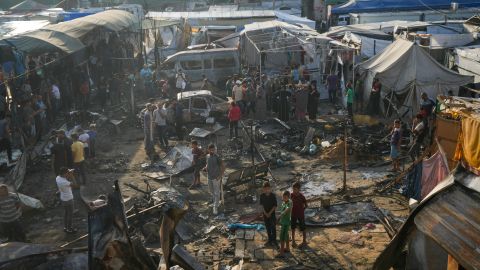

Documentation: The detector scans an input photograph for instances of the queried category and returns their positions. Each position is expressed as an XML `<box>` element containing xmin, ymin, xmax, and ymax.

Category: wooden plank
<box><xmin>235</xmin><ymin>239</ymin><xmax>245</xmax><ymax>258</ymax></box>
<box><xmin>244</xmin><ymin>230</ymin><xmax>255</xmax><ymax>240</ymax></box>
<box><xmin>235</xmin><ymin>229</ymin><xmax>245</xmax><ymax>239</ymax></box>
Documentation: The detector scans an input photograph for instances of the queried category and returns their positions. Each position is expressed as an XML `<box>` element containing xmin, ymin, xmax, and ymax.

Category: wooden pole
<box><xmin>343</xmin><ymin>121</ymin><xmax>347</xmax><ymax>191</ymax></box>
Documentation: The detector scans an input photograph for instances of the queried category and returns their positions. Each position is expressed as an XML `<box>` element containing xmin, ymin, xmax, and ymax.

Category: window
<box><xmin>179</xmin><ymin>98</ymin><xmax>190</xmax><ymax>108</ymax></box>
<box><xmin>213</xmin><ymin>58</ymin><xmax>235</xmax><ymax>68</ymax></box>
<box><xmin>180</xmin><ymin>60</ymin><xmax>202</xmax><ymax>70</ymax></box>
<box><xmin>204</xmin><ymin>59</ymin><xmax>212</xmax><ymax>69</ymax></box>
<box><xmin>163</xmin><ymin>61</ymin><xmax>175</xmax><ymax>70</ymax></box>
<box><xmin>192</xmin><ymin>98</ymin><xmax>208</xmax><ymax>109</ymax></box>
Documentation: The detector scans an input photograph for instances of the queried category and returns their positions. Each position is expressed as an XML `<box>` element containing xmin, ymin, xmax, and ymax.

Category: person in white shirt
<box><xmin>56</xmin><ymin>167</ymin><xmax>78</xmax><ymax>233</ymax></box>
<box><xmin>77</xmin><ymin>128</ymin><xmax>90</xmax><ymax>158</ymax></box>
<box><xmin>51</xmin><ymin>82</ymin><xmax>61</xmax><ymax>118</ymax></box>
<box><xmin>232</xmin><ymin>80</ymin><xmax>244</xmax><ymax>113</ymax></box>
<box><xmin>153</xmin><ymin>102</ymin><xmax>169</xmax><ymax>148</ymax></box>
<box><xmin>176</xmin><ymin>69</ymin><xmax>187</xmax><ymax>91</ymax></box>
<box><xmin>409</xmin><ymin>114</ymin><xmax>427</xmax><ymax>160</ymax></box>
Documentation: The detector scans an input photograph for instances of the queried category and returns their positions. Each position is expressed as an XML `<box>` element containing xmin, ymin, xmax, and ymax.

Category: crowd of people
<box><xmin>224</xmin><ymin>66</ymin><xmax>321</xmax><ymax>138</ymax></box>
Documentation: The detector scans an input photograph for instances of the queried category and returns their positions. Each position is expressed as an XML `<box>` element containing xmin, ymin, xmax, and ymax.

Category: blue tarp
<box><xmin>403</xmin><ymin>162</ymin><xmax>423</xmax><ymax>201</ymax></box>
<box><xmin>61</xmin><ymin>12</ymin><xmax>96</xmax><ymax>22</ymax></box>
<box><xmin>227</xmin><ymin>223</ymin><xmax>265</xmax><ymax>231</ymax></box>
<box><xmin>332</xmin><ymin>0</ymin><xmax>480</xmax><ymax>15</ymax></box>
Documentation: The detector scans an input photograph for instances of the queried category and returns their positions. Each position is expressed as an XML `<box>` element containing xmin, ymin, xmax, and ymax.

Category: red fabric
<box><xmin>421</xmin><ymin>151</ymin><xmax>449</xmax><ymax>199</ymax></box>
<box><xmin>192</xmin><ymin>147</ymin><xmax>203</xmax><ymax>163</ymax></box>
<box><xmin>228</xmin><ymin>106</ymin><xmax>241</xmax><ymax>121</ymax></box>
<box><xmin>291</xmin><ymin>192</ymin><xmax>306</xmax><ymax>218</ymax></box>
<box><xmin>80</xmin><ymin>82</ymin><xmax>89</xmax><ymax>95</ymax></box>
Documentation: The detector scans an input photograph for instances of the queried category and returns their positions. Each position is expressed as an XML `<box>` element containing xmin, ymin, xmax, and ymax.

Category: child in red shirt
<box><xmin>291</xmin><ymin>181</ymin><xmax>308</xmax><ymax>248</ymax></box>
<box><xmin>228</xmin><ymin>102</ymin><xmax>241</xmax><ymax>139</ymax></box>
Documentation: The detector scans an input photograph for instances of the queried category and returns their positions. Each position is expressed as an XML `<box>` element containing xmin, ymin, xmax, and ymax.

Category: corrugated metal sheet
<box><xmin>414</xmin><ymin>185</ymin><xmax>480</xmax><ymax>269</ymax></box>
<box><xmin>147</xmin><ymin>10</ymin><xmax>276</xmax><ymax>20</ymax></box>
<box><xmin>373</xmin><ymin>168</ymin><xmax>480</xmax><ymax>270</ymax></box>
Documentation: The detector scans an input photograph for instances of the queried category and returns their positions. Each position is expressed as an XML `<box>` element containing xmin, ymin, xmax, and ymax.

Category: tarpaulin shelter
<box><xmin>0</xmin><ymin>20</ymin><xmax>50</xmax><ymax>39</ymax></box>
<box><xmin>332</xmin><ymin>0</ymin><xmax>480</xmax><ymax>15</ymax></box>
<box><xmin>240</xmin><ymin>20</ymin><xmax>331</xmax><ymax>71</ymax></box>
<box><xmin>455</xmin><ymin>115</ymin><xmax>480</xmax><ymax>175</ymax></box>
<box><xmin>356</xmin><ymin>38</ymin><xmax>473</xmax><ymax>116</ymax></box>
<box><xmin>3</xmin><ymin>9</ymin><xmax>140</xmax><ymax>54</ymax></box>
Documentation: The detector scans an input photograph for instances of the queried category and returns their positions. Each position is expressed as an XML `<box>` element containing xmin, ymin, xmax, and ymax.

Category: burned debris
<box><xmin>0</xmin><ymin>2</ymin><xmax>479</xmax><ymax>270</ymax></box>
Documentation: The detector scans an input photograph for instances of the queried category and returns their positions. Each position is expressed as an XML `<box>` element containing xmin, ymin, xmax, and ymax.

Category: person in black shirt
<box><xmin>259</xmin><ymin>181</ymin><xmax>278</xmax><ymax>247</ymax></box>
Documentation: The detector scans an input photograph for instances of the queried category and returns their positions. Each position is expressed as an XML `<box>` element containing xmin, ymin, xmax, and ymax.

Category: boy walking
<box><xmin>190</xmin><ymin>140</ymin><xmax>204</xmax><ymax>189</ymax></box>
<box><xmin>276</xmin><ymin>190</ymin><xmax>292</xmax><ymax>258</ymax></box>
<box><xmin>259</xmin><ymin>181</ymin><xmax>278</xmax><ymax>247</ymax></box>
<box><xmin>346</xmin><ymin>81</ymin><xmax>354</xmax><ymax>117</ymax></box>
<box><xmin>291</xmin><ymin>181</ymin><xmax>308</xmax><ymax>248</ymax></box>
<box><xmin>390</xmin><ymin>119</ymin><xmax>402</xmax><ymax>172</ymax></box>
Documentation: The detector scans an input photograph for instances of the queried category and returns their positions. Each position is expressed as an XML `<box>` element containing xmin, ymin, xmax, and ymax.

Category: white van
<box><xmin>159</xmin><ymin>48</ymin><xmax>240</xmax><ymax>88</ymax></box>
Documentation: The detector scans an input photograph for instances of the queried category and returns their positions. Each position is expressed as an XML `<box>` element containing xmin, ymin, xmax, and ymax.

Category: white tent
<box><xmin>357</xmin><ymin>38</ymin><xmax>473</xmax><ymax>116</ymax></box>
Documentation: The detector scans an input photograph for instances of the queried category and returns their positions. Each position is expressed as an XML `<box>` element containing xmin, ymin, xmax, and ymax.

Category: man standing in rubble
<box><xmin>51</xmin><ymin>130</ymin><xmax>68</xmax><ymax>175</ymax></box>
<box><xmin>232</xmin><ymin>80</ymin><xmax>244</xmax><ymax>114</ymax></box>
<box><xmin>203</xmin><ymin>144</ymin><xmax>225</xmax><ymax>215</ymax></box>
<box><xmin>56</xmin><ymin>167</ymin><xmax>78</xmax><ymax>233</ymax></box>
<box><xmin>71</xmin><ymin>133</ymin><xmax>87</xmax><ymax>185</ymax></box>
<box><xmin>409</xmin><ymin>114</ymin><xmax>427</xmax><ymax>160</ymax></box>
<box><xmin>326</xmin><ymin>73</ymin><xmax>339</xmax><ymax>105</ymax></box>
<box><xmin>144</xmin><ymin>103</ymin><xmax>156</xmax><ymax>161</ymax></box>
<box><xmin>153</xmin><ymin>102</ymin><xmax>169</xmax><ymax>149</ymax></box>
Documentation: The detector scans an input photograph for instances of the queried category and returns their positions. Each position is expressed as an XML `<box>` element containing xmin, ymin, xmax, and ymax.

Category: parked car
<box><xmin>177</xmin><ymin>90</ymin><xmax>229</xmax><ymax>123</ymax></box>
<box><xmin>159</xmin><ymin>48</ymin><xmax>240</xmax><ymax>88</ymax></box>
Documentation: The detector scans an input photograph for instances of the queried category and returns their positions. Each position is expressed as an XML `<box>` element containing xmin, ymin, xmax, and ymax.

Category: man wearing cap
<box><xmin>56</xmin><ymin>167</ymin><xmax>78</xmax><ymax>233</ymax></box>
<box><xmin>78</xmin><ymin>128</ymin><xmax>90</xmax><ymax>159</ymax></box>
<box><xmin>232</xmin><ymin>80</ymin><xmax>245</xmax><ymax>113</ymax></box>
<box><xmin>0</xmin><ymin>184</ymin><xmax>25</xmax><ymax>241</ymax></box>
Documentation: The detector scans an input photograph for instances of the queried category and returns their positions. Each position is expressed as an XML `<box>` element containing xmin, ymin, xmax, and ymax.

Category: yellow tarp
<box><xmin>454</xmin><ymin>116</ymin><xmax>480</xmax><ymax>173</ymax></box>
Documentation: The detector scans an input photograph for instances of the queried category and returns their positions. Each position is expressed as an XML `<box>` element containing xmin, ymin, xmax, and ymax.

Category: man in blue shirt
<box><xmin>140</xmin><ymin>65</ymin><xmax>154</xmax><ymax>97</ymax></box>
<box><xmin>420</xmin><ymin>92</ymin><xmax>435</xmax><ymax>118</ymax></box>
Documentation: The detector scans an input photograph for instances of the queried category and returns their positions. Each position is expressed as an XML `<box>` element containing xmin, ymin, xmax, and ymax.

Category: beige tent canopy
<box><xmin>6</xmin><ymin>29</ymin><xmax>85</xmax><ymax>54</ymax></box>
<box><xmin>3</xmin><ymin>10</ymin><xmax>139</xmax><ymax>54</ymax></box>
<box><xmin>357</xmin><ymin>38</ymin><xmax>473</xmax><ymax>116</ymax></box>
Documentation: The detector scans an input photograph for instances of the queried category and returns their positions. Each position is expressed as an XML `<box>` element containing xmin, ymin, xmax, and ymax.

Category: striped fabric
<box><xmin>0</xmin><ymin>194</ymin><xmax>21</xmax><ymax>223</ymax></box>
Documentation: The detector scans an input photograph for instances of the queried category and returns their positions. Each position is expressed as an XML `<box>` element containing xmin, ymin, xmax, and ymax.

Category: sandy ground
<box><xmin>17</xmin><ymin>99</ymin><xmax>409</xmax><ymax>270</ymax></box>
